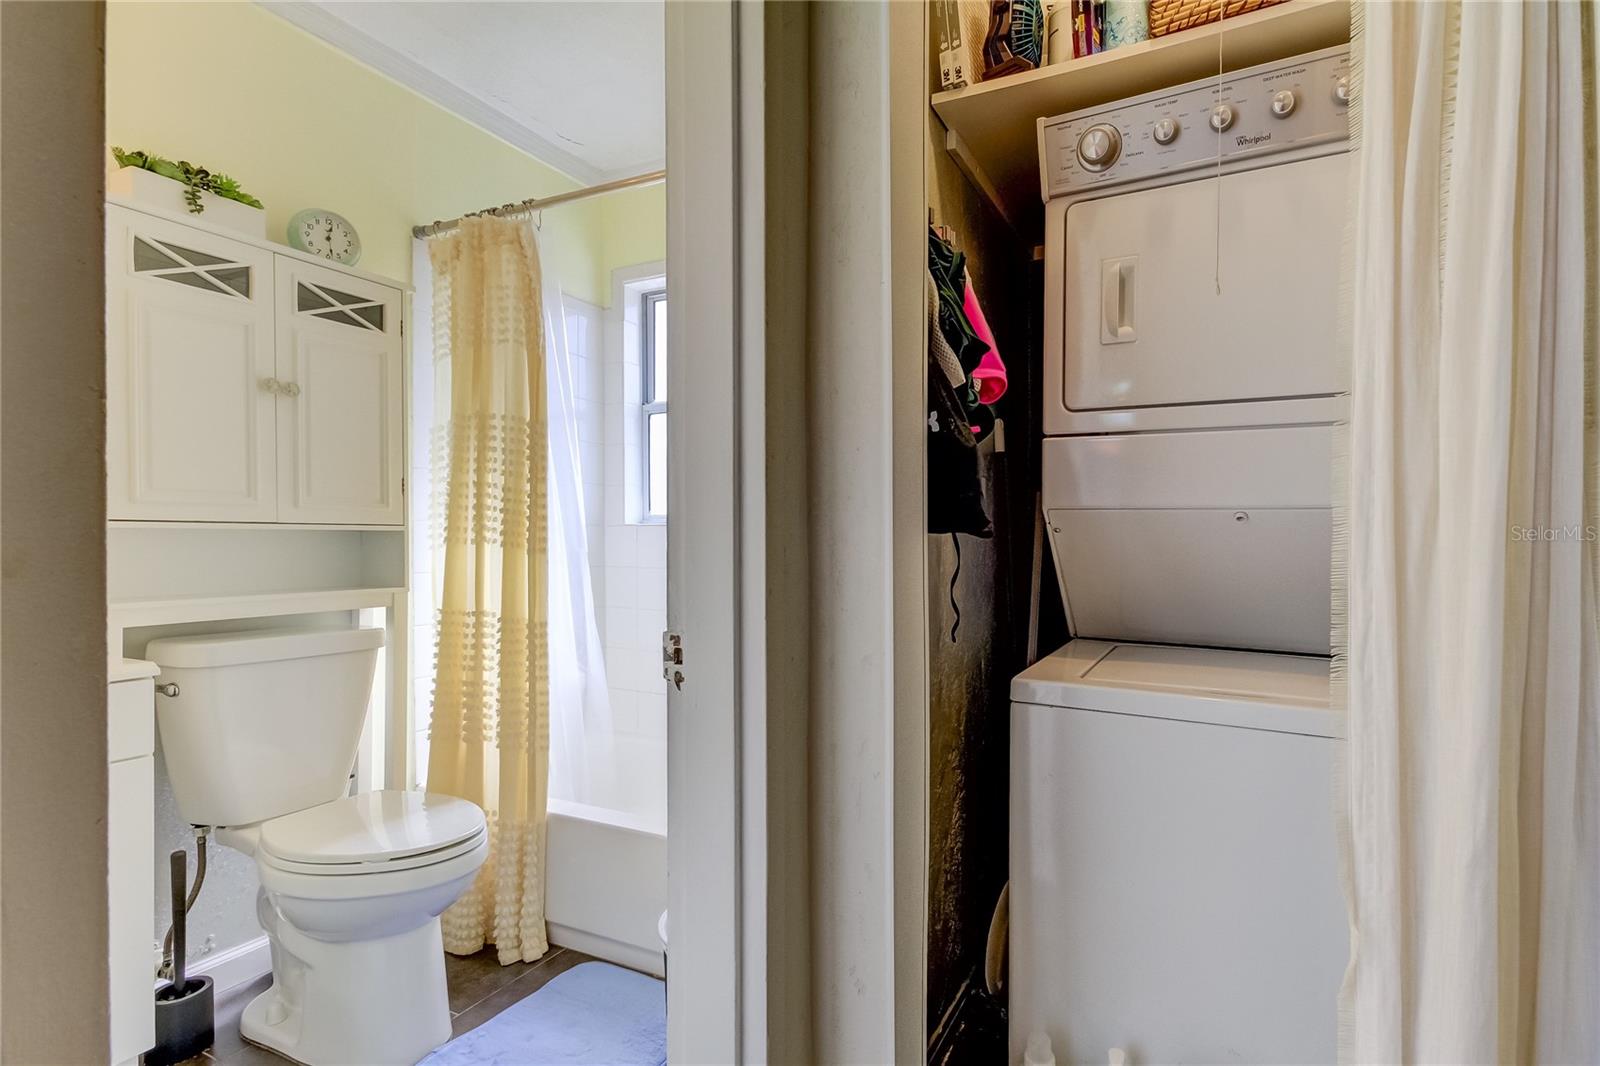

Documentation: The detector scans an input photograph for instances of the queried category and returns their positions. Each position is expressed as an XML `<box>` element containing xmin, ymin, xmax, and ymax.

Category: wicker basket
<box><xmin>1148</xmin><ymin>0</ymin><xmax>1290</xmax><ymax>37</ymax></box>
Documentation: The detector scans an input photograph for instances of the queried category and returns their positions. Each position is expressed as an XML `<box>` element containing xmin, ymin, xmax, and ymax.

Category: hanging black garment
<box><xmin>928</xmin><ymin>360</ymin><xmax>993</xmax><ymax>538</ymax></box>
<box><xmin>927</xmin><ymin>273</ymin><xmax>992</xmax><ymax>539</ymax></box>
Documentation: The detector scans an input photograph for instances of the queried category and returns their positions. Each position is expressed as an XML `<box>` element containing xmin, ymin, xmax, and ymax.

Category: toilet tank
<box><xmin>146</xmin><ymin>626</ymin><xmax>385</xmax><ymax>827</ymax></box>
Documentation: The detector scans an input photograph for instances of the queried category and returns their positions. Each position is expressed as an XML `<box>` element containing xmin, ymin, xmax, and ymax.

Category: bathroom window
<box><xmin>641</xmin><ymin>289</ymin><xmax>667</xmax><ymax>520</ymax></box>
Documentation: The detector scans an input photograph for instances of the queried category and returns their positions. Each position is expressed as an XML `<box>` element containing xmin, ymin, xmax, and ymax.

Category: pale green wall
<box><xmin>106</xmin><ymin>0</ymin><xmax>664</xmax><ymax>304</ymax></box>
<box><xmin>597</xmin><ymin>179</ymin><xmax>670</xmax><ymax>278</ymax></box>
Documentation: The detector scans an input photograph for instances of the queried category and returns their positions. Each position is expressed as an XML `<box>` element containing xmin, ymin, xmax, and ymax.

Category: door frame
<box><xmin>0</xmin><ymin>4</ymin><xmax>113</xmax><ymax>1061</ymax></box>
<box><xmin>666</xmin><ymin>3</ymin><xmax>930</xmax><ymax>1060</ymax></box>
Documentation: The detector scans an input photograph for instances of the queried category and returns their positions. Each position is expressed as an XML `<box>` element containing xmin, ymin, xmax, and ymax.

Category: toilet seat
<box><xmin>257</xmin><ymin>790</ymin><xmax>486</xmax><ymax>877</ymax></box>
<box><xmin>259</xmin><ymin>827</ymin><xmax>487</xmax><ymax>877</ymax></box>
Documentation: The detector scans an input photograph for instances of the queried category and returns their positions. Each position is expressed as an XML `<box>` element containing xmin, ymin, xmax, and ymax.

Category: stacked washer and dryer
<box><xmin>1010</xmin><ymin>47</ymin><xmax>1352</xmax><ymax>1063</ymax></box>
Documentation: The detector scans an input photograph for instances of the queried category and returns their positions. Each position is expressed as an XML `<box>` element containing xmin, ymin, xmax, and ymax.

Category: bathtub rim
<box><xmin>548</xmin><ymin>795</ymin><xmax>666</xmax><ymax>840</ymax></box>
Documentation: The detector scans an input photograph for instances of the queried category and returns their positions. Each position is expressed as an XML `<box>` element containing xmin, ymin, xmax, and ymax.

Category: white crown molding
<box><xmin>259</xmin><ymin>0</ymin><xmax>616</xmax><ymax>186</ymax></box>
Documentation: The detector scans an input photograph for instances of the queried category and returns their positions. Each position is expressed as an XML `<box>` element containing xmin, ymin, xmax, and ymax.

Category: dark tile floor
<box><xmin>167</xmin><ymin>946</ymin><xmax>594</xmax><ymax>1066</ymax></box>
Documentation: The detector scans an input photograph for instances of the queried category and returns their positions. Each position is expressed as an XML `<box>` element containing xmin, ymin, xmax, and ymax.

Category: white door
<box><xmin>273</xmin><ymin>257</ymin><xmax>404</xmax><ymax>525</ymax></box>
<box><xmin>106</xmin><ymin>205</ymin><xmax>277</xmax><ymax>521</ymax></box>
<box><xmin>666</xmin><ymin>1</ymin><xmax>740</xmax><ymax>1060</ymax></box>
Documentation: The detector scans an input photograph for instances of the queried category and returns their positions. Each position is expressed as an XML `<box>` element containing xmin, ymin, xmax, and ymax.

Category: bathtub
<box><xmin>546</xmin><ymin>733</ymin><xmax>667</xmax><ymax>976</ymax></box>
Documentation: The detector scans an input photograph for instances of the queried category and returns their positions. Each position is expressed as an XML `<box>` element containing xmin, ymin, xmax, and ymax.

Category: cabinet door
<box><xmin>108</xmin><ymin>755</ymin><xmax>155</xmax><ymax>1065</ymax></box>
<box><xmin>106</xmin><ymin>205</ymin><xmax>278</xmax><ymax>521</ymax></box>
<box><xmin>274</xmin><ymin>257</ymin><xmax>404</xmax><ymax>525</ymax></box>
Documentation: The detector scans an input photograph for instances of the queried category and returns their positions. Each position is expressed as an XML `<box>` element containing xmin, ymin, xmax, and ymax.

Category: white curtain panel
<box><xmin>542</xmin><ymin>282</ymin><xmax>616</xmax><ymax>808</ymax></box>
<box><xmin>1342</xmin><ymin>2</ymin><xmax>1598</xmax><ymax>1062</ymax></box>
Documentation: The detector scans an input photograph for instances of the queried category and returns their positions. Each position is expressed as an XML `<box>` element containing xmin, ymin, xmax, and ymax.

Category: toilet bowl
<box><xmin>221</xmin><ymin>791</ymin><xmax>487</xmax><ymax>1065</ymax></box>
<box><xmin>146</xmin><ymin>626</ymin><xmax>488</xmax><ymax>1065</ymax></box>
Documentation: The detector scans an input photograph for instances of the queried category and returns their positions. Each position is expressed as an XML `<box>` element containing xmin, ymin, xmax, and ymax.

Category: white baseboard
<box><xmin>548</xmin><ymin>922</ymin><xmax>664</xmax><ymax>978</ymax></box>
<box><xmin>178</xmin><ymin>926</ymin><xmax>662</xmax><ymax>997</ymax></box>
<box><xmin>190</xmin><ymin>934</ymin><xmax>271</xmax><ymax>996</ymax></box>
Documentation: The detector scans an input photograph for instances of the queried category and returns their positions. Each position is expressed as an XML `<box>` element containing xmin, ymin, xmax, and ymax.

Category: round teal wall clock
<box><xmin>287</xmin><ymin>208</ymin><xmax>362</xmax><ymax>266</ymax></box>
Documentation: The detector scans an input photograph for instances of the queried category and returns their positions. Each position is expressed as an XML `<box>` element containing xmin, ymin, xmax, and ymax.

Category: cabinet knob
<box><xmin>258</xmin><ymin>377</ymin><xmax>300</xmax><ymax>397</ymax></box>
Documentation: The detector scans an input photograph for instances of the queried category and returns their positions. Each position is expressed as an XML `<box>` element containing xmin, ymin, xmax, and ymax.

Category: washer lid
<box><xmin>1012</xmin><ymin>640</ymin><xmax>1339</xmax><ymax>737</ymax></box>
<box><xmin>259</xmin><ymin>791</ymin><xmax>485</xmax><ymax>865</ymax></box>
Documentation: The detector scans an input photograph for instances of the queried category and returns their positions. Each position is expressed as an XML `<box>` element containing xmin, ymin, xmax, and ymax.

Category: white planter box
<box><xmin>107</xmin><ymin>164</ymin><xmax>267</xmax><ymax>239</ymax></box>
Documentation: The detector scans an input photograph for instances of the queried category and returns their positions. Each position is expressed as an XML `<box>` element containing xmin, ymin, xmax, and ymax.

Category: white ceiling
<box><xmin>265</xmin><ymin>1</ymin><xmax>665</xmax><ymax>184</ymax></box>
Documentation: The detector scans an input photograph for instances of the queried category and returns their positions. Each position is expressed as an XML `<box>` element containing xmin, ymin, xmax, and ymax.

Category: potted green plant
<box><xmin>109</xmin><ymin>147</ymin><xmax>266</xmax><ymax>237</ymax></box>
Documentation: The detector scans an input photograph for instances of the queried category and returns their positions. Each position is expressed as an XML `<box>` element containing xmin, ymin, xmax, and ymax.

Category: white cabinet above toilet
<box><xmin>272</xmin><ymin>257</ymin><xmax>404</xmax><ymax>525</ymax></box>
<box><xmin>106</xmin><ymin>203</ymin><xmax>404</xmax><ymax>526</ymax></box>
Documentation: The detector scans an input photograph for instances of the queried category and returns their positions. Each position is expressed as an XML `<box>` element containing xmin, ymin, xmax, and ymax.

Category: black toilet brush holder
<box><xmin>146</xmin><ymin>849</ymin><xmax>214</xmax><ymax>1066</ymax></box>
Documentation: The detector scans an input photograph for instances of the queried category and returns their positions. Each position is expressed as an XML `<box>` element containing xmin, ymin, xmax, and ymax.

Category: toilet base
<box><xmin>242</xmin><ymin>913</ymin><xmax>452</xmax><ymax>1066</ymax></box>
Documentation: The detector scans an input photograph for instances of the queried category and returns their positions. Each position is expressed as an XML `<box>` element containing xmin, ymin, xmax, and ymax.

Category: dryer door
<box><xmin>1060</xmin><ymin>152</ymin><xmax>1346</xmax><ymax>413</ymax></box>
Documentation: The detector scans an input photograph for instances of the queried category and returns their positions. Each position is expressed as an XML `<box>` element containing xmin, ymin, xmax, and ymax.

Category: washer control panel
<box><xmin>1039</xmin><ymin>46</ymin><xmax>1349</xmax><ymax>199</ymax></box>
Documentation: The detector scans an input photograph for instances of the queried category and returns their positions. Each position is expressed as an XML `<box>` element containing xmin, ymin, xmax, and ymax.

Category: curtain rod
<box><xmin>413</xmin><ymin>169</ymin><xmax>666</xmax><ymax>239</ymax></box>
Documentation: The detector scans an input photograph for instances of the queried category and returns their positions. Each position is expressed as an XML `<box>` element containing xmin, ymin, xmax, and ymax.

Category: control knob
<box><xmin>1153</xmin><ymin>117</ymin><xmax>1180</xmax><ymax>145</ymax></box>
<box><xmin>1209</xmin><ymin>103</ymin><xmax>1235</xmax><ymax>132</ymax></box>
<box><xmin>1270</xmin><ymin>89</ymin><xmax>1297</xmax><ymax>117</ymax></box>
<box><xmin>1076</xmin><ymin>123</ymin><xmax>1122</xmax><ymax>171</ymax></box>
<box><xmin>1333</xmin><ymin>74</ymin><xmax>1350</xmax><ymax>105</ymax></box>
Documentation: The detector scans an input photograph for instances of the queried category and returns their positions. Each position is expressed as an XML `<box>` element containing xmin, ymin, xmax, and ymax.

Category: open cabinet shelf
<box><xmin>108</xmin><ymin>586</ymin><xmax>405</xmax><ymax>628</ymax></box>
<box><xmin>930</xmin><ymin>0</ymin><xmax>1350</xmax><ymax>230</ymax></box>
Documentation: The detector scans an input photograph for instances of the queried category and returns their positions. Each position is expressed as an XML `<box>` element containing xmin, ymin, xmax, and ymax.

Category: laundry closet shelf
<box><xmin>931</xmin><ymin>0</ymin><xmax>1350</xmax><ymax>230</ymax></box>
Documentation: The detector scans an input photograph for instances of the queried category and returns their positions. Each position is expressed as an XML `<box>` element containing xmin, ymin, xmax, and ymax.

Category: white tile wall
<box><xmin>602</xmin><ymin>268</ymin><xmax>669</xmax><ymax>740</ymax></box>
<box><xmin>565</xmin><ymin>297</ymin><xmax>608</xmax><ymax>643</ymax></box>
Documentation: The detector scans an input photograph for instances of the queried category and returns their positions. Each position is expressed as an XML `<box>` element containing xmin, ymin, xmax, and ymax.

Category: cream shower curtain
<box><xmin>1342</xmin><ymin>1</ymin><xmax>1598</xmax><ymax>1061</ymax></box>
<box><xmin>426</xmin><ymin>216</ymin><xmax>551</xmax><ymax>964</ymax></box>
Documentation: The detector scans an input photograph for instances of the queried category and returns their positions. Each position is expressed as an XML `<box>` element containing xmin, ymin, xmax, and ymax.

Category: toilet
<box><xmin>146</xmin><ymin>626</ymin><xmax>488</xmax><ymax>1066</ymax></box>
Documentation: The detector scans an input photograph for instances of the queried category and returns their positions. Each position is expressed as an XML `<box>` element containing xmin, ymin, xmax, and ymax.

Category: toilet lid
<box><xmin>259</xmin><ymin>791</ymin><xmax>486</xmax><ymax>866</ymax></box>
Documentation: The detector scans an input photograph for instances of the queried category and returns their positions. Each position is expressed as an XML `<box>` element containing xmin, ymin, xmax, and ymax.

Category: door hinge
<box><xmin>662</xmin><ymin>631</ymin><xmax>684</xmax><ymax>690</ymax></box>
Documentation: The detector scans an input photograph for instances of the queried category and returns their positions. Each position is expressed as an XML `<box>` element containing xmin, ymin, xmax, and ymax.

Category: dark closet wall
<box><xmin>924</xmin><ymin>97</ymin><xmax>1050</xmax><ymax>1057</ymax></box>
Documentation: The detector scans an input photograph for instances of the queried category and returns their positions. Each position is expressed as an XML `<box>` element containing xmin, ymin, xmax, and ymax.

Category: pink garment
<box><xmin>963</xmin><ymin>277</ymin><xmax>1008</xmax><ymax>404</ymax></box>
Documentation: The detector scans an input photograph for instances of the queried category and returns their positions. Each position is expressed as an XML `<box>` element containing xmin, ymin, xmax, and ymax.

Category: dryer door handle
<box><xmin>1101</xmin><ymin>256</ymin><xmax>1138</xmax><ymax>345</ymax></box>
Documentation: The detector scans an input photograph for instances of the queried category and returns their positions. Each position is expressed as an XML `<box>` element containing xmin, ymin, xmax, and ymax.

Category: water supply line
<box><xmin>158</xmin><ymin>828</ymin><xmax>209</xmax><ymax>981</ymax></box>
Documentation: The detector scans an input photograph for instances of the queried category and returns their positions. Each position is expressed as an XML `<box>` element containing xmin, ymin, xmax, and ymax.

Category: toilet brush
<box><xmin>147</xmin><ymin>849</ymin><xmax>214</xmax><ymax>1066</ymax></box>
